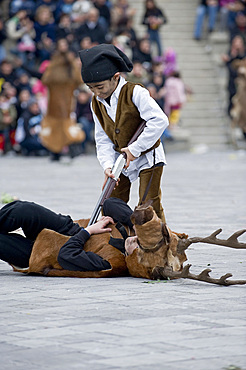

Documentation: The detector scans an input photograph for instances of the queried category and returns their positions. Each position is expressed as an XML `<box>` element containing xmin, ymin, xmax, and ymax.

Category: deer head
<box><xmin>126</xmin><ymin>203</ymin><xmax>246</xmax><ymax>286</ymax></box>
<box><xmin>125</xmin><ymin>201</ymin><xmax>188</xmax><ymax>279</ymax></box>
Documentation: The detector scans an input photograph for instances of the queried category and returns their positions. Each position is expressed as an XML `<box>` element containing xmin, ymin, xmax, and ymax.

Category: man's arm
<box><xmin>57</xmin><ymin>217</ymin><xmax>114</xmax><ymax>272</ymax></box>
<box><xmin>127</xmin><ymin>85</ymin><xmax>169</xmax><ymax>158</ymax></box>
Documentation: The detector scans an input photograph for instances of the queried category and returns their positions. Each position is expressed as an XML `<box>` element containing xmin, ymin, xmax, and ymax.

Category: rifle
<box><xmin>87</xmin><ymin>120</ymin><xmax>146</xmax><ymax>226</ymax></box>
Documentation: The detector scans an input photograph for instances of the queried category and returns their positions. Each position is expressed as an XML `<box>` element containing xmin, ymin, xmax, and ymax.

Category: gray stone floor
<box><xmin>0</xmin><ymin>149</ymin><xmax>246</xmax><ymax>370</ymax></box>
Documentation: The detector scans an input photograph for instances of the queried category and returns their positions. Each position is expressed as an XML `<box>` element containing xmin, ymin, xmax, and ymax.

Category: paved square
<box><xmin>0</xmin><ymin>149</ymin><xmax>245</xmax><ymax>370</ymax></box>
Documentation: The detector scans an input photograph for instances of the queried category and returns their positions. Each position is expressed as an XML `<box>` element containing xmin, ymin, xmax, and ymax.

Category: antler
<box><xmin>177</xmin><ymin>228</ymin><xmax>246</xmax><ymax>254</ymax></box>
<box><xmin>152</xmin><ymin>265</ymin><xmax>246</xmax><ymax>286</ymax></box>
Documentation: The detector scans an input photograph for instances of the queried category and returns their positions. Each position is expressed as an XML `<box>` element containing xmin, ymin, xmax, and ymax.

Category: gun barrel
<box><xmin>87</xmin><ymin>177</ymin><xmax>116</xmax><ymax>226</ymax></box>
<box><xmin>88</xmin><ymin>120</ymin><xmax>146</xmax><ymax>225</ymax></box>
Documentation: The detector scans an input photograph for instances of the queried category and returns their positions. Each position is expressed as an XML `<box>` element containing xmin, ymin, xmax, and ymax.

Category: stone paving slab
<box><xmin>0</xmin><ymin>149</ymin><xmax>246</xmax><ymax>370</ymax></box>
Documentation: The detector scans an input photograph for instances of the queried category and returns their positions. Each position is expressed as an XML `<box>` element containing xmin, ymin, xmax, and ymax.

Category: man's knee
<box><xmin>10</xmin><ymin>200</ymin><xmax>36</xmax><ymax>215</ymax></box>
<box><xmin>103</xmin><ymin>197</ymin><xmax>133</xmax><ymax>228</ymax></box>
<box><xmin>103</xmin><ymin>198</ymin><xmax>120</xmax><ymax>216</ymax></box>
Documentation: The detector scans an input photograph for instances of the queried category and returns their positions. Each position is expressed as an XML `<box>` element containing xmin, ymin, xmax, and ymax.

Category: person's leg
<box><xmin>148</xmin><ymin>29</ymin><xmax>162</xmax><ymax>56</ymax></box>
<box><xmin>78</xmin><ymin>117</ymin><xmax>92</xmax><ymax>152</ymax></box>
<box><xmin>110</xmin><ymin>173</ymin><xmax>131</xmax><ymax>204</ymax></box>
<box><xmin>0</xmin><ymin>233</ymin><xmax>33</xmax><ymax>267</ymax></box>
<box><xmin>103</xmin><ymin>197</ymin><xmax>134</xmax><ymax>228</ymax></box>
<box><xmin>208</xmin><ymin>5</ymin><xmax>218</xmax><ymax>32</ymax></box>
<box><xmin>193</xmin><ymin>5</ymin><xmax>206</xmax><ymax>39</ymax></box>
<box><xmin>155</xmin><ymin>32</ymin><xmax>163</xmax><ymax>57</ymax></box>
<box><xmin>20</xmin><ymin>137</ymin><xmax>48</xmax><ymax>153</ymax></box>
<box><xmin>139</xmin><ymin>165</ymin><xmax>166</xmax><ymax>222</ymax></box>
<box><xmin>0</xmin><ymin>200</ymin><xmax>79</xmax><ymax>241</ymax></box>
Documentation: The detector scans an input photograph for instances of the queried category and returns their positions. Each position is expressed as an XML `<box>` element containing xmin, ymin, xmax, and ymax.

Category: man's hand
<box><xmin>125</xmin><ymin>236</ymin><xmax>139</xmax><ymax>255</ymax></box>
<box><xmin>85</xmin><ymin>216</ymin><xmax>114</xmax><ymax>235</ymax></box>
<box><xmin>102</xmin><ymin>168</ymin><xmax>120</xmax><ymax>190</ymax></box>
<box><xmin>121</xmin><ymin>147</ymin><xmax>136</xmax><ymax>169</ymax></box>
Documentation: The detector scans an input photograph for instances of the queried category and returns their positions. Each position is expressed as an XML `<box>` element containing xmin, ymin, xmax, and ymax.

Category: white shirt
<box><xmin>92</xmin><ymin>76</ymin><xmax>169</xmax><ymax>182</ymax></box>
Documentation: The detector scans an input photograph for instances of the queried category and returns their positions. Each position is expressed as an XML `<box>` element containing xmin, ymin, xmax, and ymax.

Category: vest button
<box><xmin>115</xmin><ymin>128</ymin><xmax>120</xmax><ymax>134</ymax></box>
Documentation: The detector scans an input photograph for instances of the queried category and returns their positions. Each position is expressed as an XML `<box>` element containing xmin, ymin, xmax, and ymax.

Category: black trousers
<box><xmin>0</xmin><ymin>200</ymin><xmax>80</xmax><ymax>267</ymax></box>
<box><xmin>0</xmin><ymin>198</ymin><xmax>133</xmax><ymax>268</ymax></box>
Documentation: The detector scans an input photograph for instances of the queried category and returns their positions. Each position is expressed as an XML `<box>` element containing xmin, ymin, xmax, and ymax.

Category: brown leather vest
<box><xmin>92</xmin><ymin>81</ymin><xmax>160</xmax><ymax>154</ymax></box>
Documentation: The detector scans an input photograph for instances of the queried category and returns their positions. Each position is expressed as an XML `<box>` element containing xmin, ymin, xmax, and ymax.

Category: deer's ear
<box><xmin>142</xmin><ymin>199</ymin><xmax>153</xmax><ymax>208</ymax></box>
<box><xmin>145</xmin><ymin>206</ymin><xmax>154</xmax><ymax>223</ymax></box>
<box><xmin>174</xmin><ymin>232</ymin><xmax>189</xmax><ymax>240</ymax></box>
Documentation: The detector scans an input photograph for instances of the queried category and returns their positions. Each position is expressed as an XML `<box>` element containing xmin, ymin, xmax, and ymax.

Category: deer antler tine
<box><xmin>227</xmin><ymin>229</ymin><xmax>246</xmax><ymax>245</ymax></box>
<box><xmin>179</xmin><ymin>264</ymin><xmax>192</xmax><ymax>278</ymax></box>
<box><xmin>219</xmin><ymin>273</ymin><xmax>233</xmax><ymax>282</ymax></box>
<box><xmin>232</xmin><ymin>229</ymin><xmax>246</xmax><ymax>237</ymax></box>
<box><xmin>210</xmin><ymin>228</ymin><xmax>223</xmax><ymax>238</ymax></box>
<box><xmin>218</xmin><ymin>273</ymin><xmax>234</xmax><ymax>286</ymax></box>
<box><xmin>178</xmin><ymin>227</ymin><xmax>246</xmax><ymax>251</ymax></box>
<box><xmin>198</xmin><ymin>269</ymin><xmax>212</xmax><ymax>279</ymax></box>
<box><xmin>151</xmin><ymin>265</ymin><xmax>246</xmax><ymax>285</ymax></box>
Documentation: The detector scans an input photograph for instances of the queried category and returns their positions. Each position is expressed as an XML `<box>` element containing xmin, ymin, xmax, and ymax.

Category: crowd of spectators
<box><xmin>1</xmin><ymin>0</ymin><xmax>244</xmax><ymax>157</ymax></box>
<box><xmin>0</xmin><ymin>0</ymin><xmax>181</xmax><ymax>157</ymax></box>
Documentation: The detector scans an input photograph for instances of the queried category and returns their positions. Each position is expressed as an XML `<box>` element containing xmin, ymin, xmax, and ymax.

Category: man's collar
<box><xmin>113</xmin><ymin>75</ymin><xmax>126</xmax><ymax>99</ymax></box>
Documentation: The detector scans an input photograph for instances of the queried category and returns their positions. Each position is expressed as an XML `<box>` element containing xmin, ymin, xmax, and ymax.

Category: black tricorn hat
<box><xmin>79</xmin><ymin>44</ymin><xmax>133</xmax><ymax>83</ymax></box>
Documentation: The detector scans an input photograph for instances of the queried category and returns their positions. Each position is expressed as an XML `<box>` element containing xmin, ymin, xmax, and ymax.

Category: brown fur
<box><xmin>12</xmin><ymin>207</ymin><xmax>188</xmax><ymax>280</ymax></box>
<box><xmin>126</xmin><ymin>205</ymin><xmax>188</xmax><ymax>279</ymax></box>
<box><xmin>15</xmin><ymin>219</ymin><xmax>127</xmax><ymax>278</ymax></box>
<box><xmin>40</xmin><ymin>52</ymin><xmax>85</xmax><ymax>153</ymax></box>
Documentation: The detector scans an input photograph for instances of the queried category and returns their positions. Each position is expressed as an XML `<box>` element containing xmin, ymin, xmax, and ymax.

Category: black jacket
<box><xmin>58</xmin><ymin>229</ymin><xmax>111</xmax><ymax>271</ymax></box>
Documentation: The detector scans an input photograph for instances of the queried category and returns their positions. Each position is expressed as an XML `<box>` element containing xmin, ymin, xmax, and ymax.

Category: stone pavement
<box><xmin>0</xmin><ymin>149</ymin><xmax>246</xmax><ymax>370</ymax></box>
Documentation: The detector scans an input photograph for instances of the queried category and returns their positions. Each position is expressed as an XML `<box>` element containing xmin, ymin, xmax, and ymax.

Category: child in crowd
<box><xmin>15</xmin><ymin>98</ymin><xmax>48</xmax><ymax>155</ymax></box>
<box><xmin>15</xmin><ymin>70</ymin><xmax>32</xmax><ymax>95</ymax></box>
<box><xmin>127</xmin><ymin>60</ymin><xmax>151</xmax><ymax>85</ymax></box>
<box><xmin>164</xmin><ymin>71</ymin><xmax>186</xmax><ymax>126</ymax></box>
<box><xmin>75</xmin><ymin>86</ymin><xmax>94</xmax><ymax>153</ymax></box>
<box><xmin>79</xmin><ymin>44</ymin><xmax>169</xmax><ymax>221</ymax></box>
<box><xmin>15</xmin><ymin>89</ymin><xmax>31</xmax><ymax>120</ymax></box>
<box><xmin>0</xmin><ymin>90</ymin><xmax>17</xmax><ymax>154</ymax></box>
<box><xmin>0</xmin><ymin>59</ymin><xmax>17</xmax><ymax>90</ymax></box>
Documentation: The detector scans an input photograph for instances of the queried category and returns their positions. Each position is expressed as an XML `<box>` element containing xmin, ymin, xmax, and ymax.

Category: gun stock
<box><xmin>88</xmin><ymin>120</ymin><xmax>146</xmax><ymax>226</ymax></box>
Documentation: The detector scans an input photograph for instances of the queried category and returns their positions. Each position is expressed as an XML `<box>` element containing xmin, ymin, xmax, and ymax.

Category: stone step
<box><xmin>182</xmin><ymin>81</ymin><xmax>219</xmax><ymax>89</ymax></box>
<box><xmin>183</xmin><ymin>124</ymin><xmax>225</xmax><ymax>133</ymax></box>
<box><xmin>182</xmin><ymin>108</ymin><xmax>223</xmax><ymax>115</ymax></box>
<box><xmin>182</xmin><ymin>110</ymin><xmax>222</xmax><ymax>118</ymax></box>
<box><xmin>132</xmin><ymin>0</ymin><xmax>228</xmax><ymax>148</ymax></box>
<box><xmin>189</xmin><ymin>134</ymin><xmax>228</xmax><ymax>145</ymax></box>
<box><xmin>187</xmin><ymin>94</ymin><xmax>221</xmax><ymax>102</ymax></box>
<box><xmin>181</xmin><ymin>117</ymin><xmax>225</xmax><ymax>126</ymax></box>
<box><xmin>178</xmin><ymin>61</ymin><xmax>215</xmax><ymax>69</ymax></box>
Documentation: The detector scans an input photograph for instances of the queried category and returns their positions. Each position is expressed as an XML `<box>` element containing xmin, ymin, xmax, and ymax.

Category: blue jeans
<box><xmin>20</xmin><ymin>136</ymin><xmax>48</xmax><ymax>154</ymax></box>
<box><xmin>78</xmin><ymin>117</ymin><xmax>94</xmax><ymax>151</ymax></box>
<box><xmin>148</xmin><ymin>29</ymin><xmax>163</xmax><ymax>56</ymax></box>
<box><xmin>193</xmin><ymin>5</ymin><xmax>218</xmax><ymax>39</ymax></box>
<box><xmin>0</xmin><ymin>45</ymin><xmax>6</xmax><ymax>63</ymax></box>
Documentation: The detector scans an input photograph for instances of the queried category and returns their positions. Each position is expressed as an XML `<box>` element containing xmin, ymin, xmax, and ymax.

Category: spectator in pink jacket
<box><xmin>164</xmin><ymin>71</ymin><xmax>186</xmax><ymax>126</ymax></box>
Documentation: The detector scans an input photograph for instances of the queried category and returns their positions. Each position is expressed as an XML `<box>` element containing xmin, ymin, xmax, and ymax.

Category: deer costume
<box><xmin>39</xmin><ymin>51</ymin><xmax>85</xmax><ymax>153</ymax></box>
<box><xmin>0</xmin><ymin>198</ymin><xmax>245</xmax><ymax>285</ymax></box>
